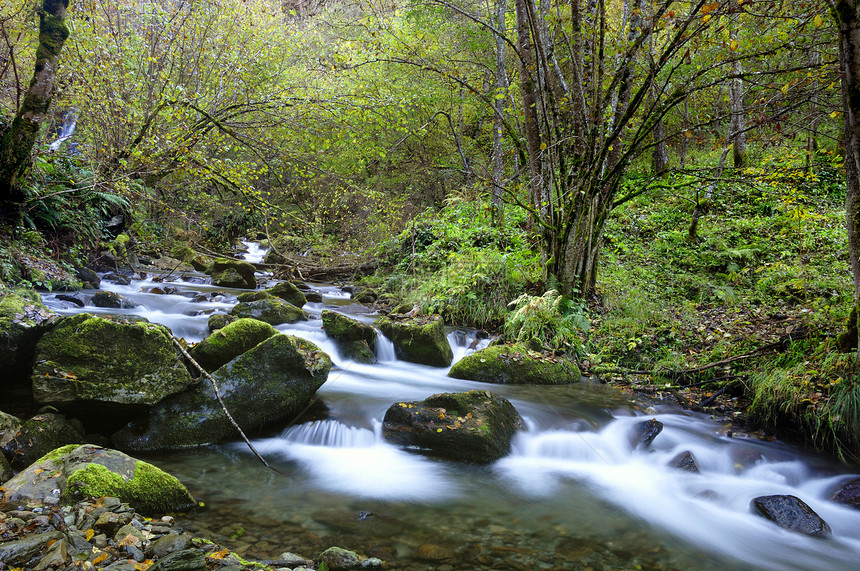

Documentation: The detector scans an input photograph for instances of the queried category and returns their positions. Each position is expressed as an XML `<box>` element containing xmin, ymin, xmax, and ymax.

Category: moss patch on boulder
<box><xmin>0</xmin><ymin>444</ymin><xmax>195</xmax><ymax>515</ymax></box>
<box><xmin>448</xmin><ymin>344</ymin><xmax>581</xmax><ymax>385</ymax></box>
<box><xmin>2</xmin><ymin>412</ymin><xmax>85</xmax><ymax>470</ymax></box>
<box><xmin>189</xmin><ymin>318</ymin><xmax>277</xmax><ymax>372</ymax></box>
<box><xmin>375</xmin><ymin>315</ymin><xmax>452</xmax><ymax>367</ymax></box>
<box><xmin>0</xmin><ymin>285</ymin><xmax>56</xmax><ymax>386</ymax></box>
<box><xmin>31</xmin><ymin>314</ymin><xmax>193</xmax><ymax>413</ymax></box>
<box><xmin>230</xmin><ymin>298</ymin><xmax>307</xmax><ymax>325</ymax></box>
<box><xmin>264</xmin><ymin>282</ymin><xmax>307</xmax><ymax>308</ymax></box>
<box><xmin>322</xmin><ymin>310</ymin><xmax>376</xmax><ymax>364</ymax></box>
<box><xmin>206</xmin><ymin>258</ymin><xmax>256</xmax><ymax>289</ymax></box>
<box><xmin>382</xmin><ymin>390</ymin><xmax>523</xmax><ymax>463</ymax></box>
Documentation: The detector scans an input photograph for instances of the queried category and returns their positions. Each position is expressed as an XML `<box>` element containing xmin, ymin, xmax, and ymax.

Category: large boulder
<box><xmin>0</xmin><ymin>286</ymin><xmax>56</xmax><ymax>386</ymax></box>
<box><xmin>448</xmin><ymin>343</ymin><xmax>580</xmax><ymax>384</ymax></box>
<box><xmin>91</xmin><ymin>290</ymin><xmax>138</xmax><ymax>309</ymax></box>
<box><xmin>750</xmin><ymin>495</ymin><xmax>832</xmax><ymax>538</ymax></box>
<box><xmin>30</xmin><ymin>314</ymin><xmax>193</xmax><ymax>427</ymax></box>
<box><xmin>189</xmin><ymin>318</ymin><xmax>277</xmax><ymax>372</ymax></box>
<box><xmin>382</xmin><ymin>391</ymin><xmax>524</xmax><ymax>463</ymax></box>
<box><xmin>206</xmin><ymin>258</ymin><xmax>257</xmax><ymax>289</ymax></box>
<box><xmin>230</xmin><ymin>297</ymin><xmax>307</xmax><ymax>325</ymax></box>
<box><xmin>112</xmin><ymin>334</ymin><xmax>332</xmax><ymax>451</ymax></box>
<box><xmin>0</xmin><ymin>444</ymin><xmax>195</xmax><ymax>515</ymax></box>
<box><xmin>264</xmin><ymin>281</ymin><xmax>307</xmax><ymax>308</ymax></box>
<box><xmin>2</xmin><ymin>412</ymin><xmax>86</xmax><ymax>470</ymax></box>
<box><xmin>0</xmin><ymin>411</ymin><xmax>21</xmax><ymax>449</ymax></box>
<box><xmin>322</xmin><ymin>310</ymin><xmax>376</xmax><ymax>364</ymax></box>
<box><xmin>375</xmin><ymin>315</ymin><xmax>452</xmax><ymax>367</ymax></box>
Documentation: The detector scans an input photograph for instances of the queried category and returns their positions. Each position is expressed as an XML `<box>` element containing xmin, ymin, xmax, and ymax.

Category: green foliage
<box><xmin>503</xmin><ymin>290</ymin><xmax>590</xmax><ymax>356</ymax></box>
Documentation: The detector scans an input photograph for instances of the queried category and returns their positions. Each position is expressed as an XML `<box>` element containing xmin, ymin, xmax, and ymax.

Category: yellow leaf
<box><xmin>208</xmin><ymin>549</ymin><xmax>229</xmax><ymax>560</ymax></box>
<box><xmin>831</xmin><ymin>111</ymin><xmax>842</xmax><ymax>119</ymax></box>
<box><xmin>85</xmin><ymin>529</ymin><xmax>95</xmax><ymax>541</ymax></box>
<box><xmin>702</xmin><ymin>14</ymin><xmax>711</xmax><ymax>23</ymax></box>
<box><xmin>93</xmin><ymin>553</ymin><xmax>109</xmax><ymax>565</ymax></box>
<box><xmin>539</xmin><ymin>142</ymin><xmax>547</xmax><ymax>150</ymax></box>
<box><xmin>729</xmin><ymin>39</ymin><xmax>738</xmax><ymax>51</ymax></box>
<box><xmin>436</xmin><ymin>428</ymin><xmax>443</xmax><ymax>433</ymax></box>
<box><xmin>814</xmin><ymin>14</ymin><xmax>823</xmax><ymax>28</ymax></box>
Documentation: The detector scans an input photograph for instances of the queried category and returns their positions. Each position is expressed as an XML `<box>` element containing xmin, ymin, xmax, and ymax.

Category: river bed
<box><xmin>41</xmin><ymin>263</ymin><xmax>860</xmax><ymax>570</ymax></box>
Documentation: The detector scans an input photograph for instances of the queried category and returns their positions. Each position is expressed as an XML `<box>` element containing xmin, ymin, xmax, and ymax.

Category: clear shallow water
<box><xmin>42</xmin><ymin>273</ymin><xmax>860</xmax><ymax>570</ymax></box>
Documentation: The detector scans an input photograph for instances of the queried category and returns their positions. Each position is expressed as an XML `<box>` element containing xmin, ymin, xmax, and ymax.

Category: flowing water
<box><xmin>41</xmin><ymin>257</ymin><xmax>860</xmax><ymax>570</ymax></box>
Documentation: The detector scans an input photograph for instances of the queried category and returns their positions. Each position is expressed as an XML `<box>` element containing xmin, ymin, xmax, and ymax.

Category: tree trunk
<box><xmin>834</xmin><ymin>0</ymin><xmax>860</xmax><ymax>352</ymax></box>
<box><xmin>729</xmin><ymin>59</ymin><xmax>746</xmax><ymax>169</ymax></box>
<box><xmin>0</xmin><ymin>0</ymin><xmax>70</xmax><ymax>226</ymax></box>
<box><xmin>491</xmin><ymin>0</ymin><xmax>508</xmax><ymax>225</ymax></box>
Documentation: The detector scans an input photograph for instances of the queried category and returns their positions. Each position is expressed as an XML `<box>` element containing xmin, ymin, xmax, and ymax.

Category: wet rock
<box><xmin>0</xmin><ymin>530</ymin><xmax>64</xmax><ymax>568</ymax></box>
<box><xmin>56</xmin><ymin>293</ymin><xmax>87</xmax><ymax>307</ymax></box>
<box><xmin>629</xmin><ymin>418</ymin><xmax>663</xmax><ymax>449</ymax></box>
<box><xmin>0</xmin><ymin>286</ymin><xmax>56</xmax><ymax>387</ymax></box>
<box><xmin>230</xmin><ymin>297</ymin><xmax>308</xmax><ymax>325</ymax></box>
<box><xmin>208</xmin><ymin>314</ymin><xmax>236</xmax><ymax>331</ymax></box>
<box><xmin>416</xmin><ymin>543</ymin><xmax>454</xmax><ymax>561</ymax></box>
<box><xmin>830</xmin><ymin>477</ymin><xmax>860</xmax><ymax>510</ymax></box>
<box><xmin>383</xmin><ymin>390</ymin><xmax>524</xmax><ymax>463</ymax></box>
<box><xmin>320</xmin><ymin>546</ymin><xmax>361</xmax><ymax>570</ymax></box>
<box><xmin>305</xmin><ymin>290</ymin><xmax>323</xmax><ymax>303</ymax></box>
<box><xmin>189</xmin><ymin>318</ymin><xmax>278</xmax><ymax>372</ymax></box>
<box><xmin>152</xmin><ymin>533</ymin><xmax>194</xmax><ymax>558</ymax></box>
<box><xmin>92</xmin><ymin>290</ymin><xmax>138</xmax><ymax>308</ymax></box>
<box><xmin>375</xmin><ymin>315</ymin><xmax>452</xmax><ymax>367</ymax></box>
<box><xmin>75</xmin><ymin>267</ymin><xmax>100</xmax><ymax>289</ymax></box>
<box><xmin>206</xmin><ymin>258</ymin><xmax>257</xmax><ymax>289</ymax></box>
<box><xmin>750</xmin><ymin>494</ymin><xmax>832</xmax><ymax>538</ymax></box>
<box><xmin>94</xmin><ymin>510</ymin><xmax>134</xmax><ymax>536</ymax></box>
<box><xmin>31</xmin><ymin>314</ymin><xmax>193</xmax><ymax>428</ymax></box>
<box><xmin>148</xmin><ymin>548</ymin><xmax>206</xmax><ymax>571</ymax></box>
<box><xmin>361</xmin><ymin>558</ymin><xmax>383</xmax><ymax>569</ymax></box>
<box><xmin>0</xmin><ymin>452</ymin><xmax>11</xmax><ymax>483</ymax></box>
<box><xmin>153</xmin><ymin>256</ymin><xmax>194</xmax><ymax>273</ymax></box>
<box><xmin>2</xmin><ymin>412</ymin><xmax>85</xmax><ymax>470</ymax></box>
<box><xmin>449</xmin><ymin>343</ymin><xmax>580</xmax><ymax>385</ymax></box>
<box><xmin>0</xmin><ymin>410</ymin><xmax>21</xmax><ymax>448</ymax></box>
<box><xmin>322</xmin><ymin>310</ymin><xmax>376</xmax><ymax>364</ymax></box>
<box><xmin>668</xmin><ymin>451</ymin><xmax>699</xmax><ymax>472</ymax></box>
<box><xmin>264</xmin><ymin>281</ymin><xmax>307</xmax><ymax>308</ymax></box>
<box><xmin>112</xmin><ymin>334</ymin><xmax>332</xmax><ymax>451</ymax></box>
<box><xmin>354</xmin><ymin>288</ymin><xmax>378</xmax><ymax>304</ymax></box>
<box><xmin>0</xmin><ymin>444</ymin><xmax>195</xmax><ymax>515</ymax></box>
<box><xmin>103</xmin><ymin>272</ymin><xmax>132</xmax><ymax>286</ymax></box>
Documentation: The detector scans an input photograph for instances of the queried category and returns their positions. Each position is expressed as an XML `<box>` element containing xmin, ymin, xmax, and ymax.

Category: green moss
<box><xmin>449</xmin><ymin>344</ymin><xmax>581</xmax><ymax>385</ymax></box>
<box><xmin>322</xmin><ymin>310</ymin><xmax>375</xmax><ymax>344</ymax></box>
<box><xmin>376</xmin><ymin>316</ymin><xmax>453</xmax><ymax>367</ymax></box>
<box><xmin>190</xmin><ymin>318</ymin><xmax>277</xmax><ymax>372</ymax></box>
<box><xmin>264</xmin><ymin>282</ymin><xmax>307</xmax><ymax>308</ymax></box>
<box><xmin>35</xmin><ymin>443</ymin><xmax>79</xmax><ymax>464</ymax></box>
<box><xmin>230</xmin><ymin>298</ymin><xmax>307</xmax><ymax>325</ymax></box>
<box><xmin>64</xmin><ymin>460</ymin><xmax>195</xmax><ymax>515</ymax></box>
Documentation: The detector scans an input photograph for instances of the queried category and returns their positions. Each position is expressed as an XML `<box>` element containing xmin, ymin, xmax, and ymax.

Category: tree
<box><xmin>0</xmin><ymin>0</ymin><xmax>70</xmax><ymax>225</ymax></box>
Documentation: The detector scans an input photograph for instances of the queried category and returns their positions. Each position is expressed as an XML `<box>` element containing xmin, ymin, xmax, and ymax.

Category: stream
<box><xmin>41</xmin><ymin>252</ymin><xmax>860</xmax><ymax>570</ymax></box>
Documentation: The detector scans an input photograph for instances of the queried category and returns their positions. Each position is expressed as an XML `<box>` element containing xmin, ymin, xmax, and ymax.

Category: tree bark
<box><xmin>0</xmin><ymin>0</ymin><xmax>70</xmax><ymax>226</ymax></box>
<box><xmin>833</xmin><ymin>0</ymin><xmax>860</xmax><ymax>352</ymax></box>
<box><xmin>491</xmin><ymin>0</ymin><xmax>508</xmax><ymax>225</ymax></box>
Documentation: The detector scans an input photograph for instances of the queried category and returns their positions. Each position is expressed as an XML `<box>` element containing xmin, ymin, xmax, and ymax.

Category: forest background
<box><xmin>2</xmin><ymin>0</ymin><xmax>860</xmax><ymax>460</ymax></box>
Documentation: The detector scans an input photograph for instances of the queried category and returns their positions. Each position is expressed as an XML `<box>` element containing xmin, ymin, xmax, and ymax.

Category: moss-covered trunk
<box><xmin>0</xmin><ymin>0</ymin><xmax>70</xmax><ymax>225</ymax></box>
<box><xmin>835</xmin><ymin>0</ymin><xmax>860</xmax><ymax>352</ymax></box>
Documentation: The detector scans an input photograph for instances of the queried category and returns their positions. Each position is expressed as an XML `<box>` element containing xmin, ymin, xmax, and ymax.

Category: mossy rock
<box><xmin>375</xmin><ymin>315</ymin><xmax>452</xmax><ymax>367</ymax></box>
<box><xmin>0</xmin><ymin>286</ymin><xmax>57</xmax><ymax>387</ymax></box>
<box><xmin>1</xmin><ymin>412</ymin><xmax>85</xmax><ymax>470</ymax></box>
<box><xmin>236</xmin><ymin>291</ymin><xmax>274</xmax><ymax>303</ymax></box>
<box><xmin>448</xmin><ymin>344</ymin><xmax>580</xmax><ymax>385</ymax></box>
<box><xmin>264</xmin><ymin>282</ymin><xmax>307</xmax><ymax>308</ymax></box>
<box><xmin>230</xmin><ymin>298</ymin><xmax>307</xmax><ymax>325</ymax></box>
<box><xmin>169</xmin><ymin>244</ymin><xmax>195</xmax><ymax>263</ymax></box>
<box><xmin>382</xmin><ymin>390</ymin><xmax>524</xmax><ymax>463</ymax></box>
<box><xmin>189</xmin><ymin>318</ymin><xmax>278</xmax><ymax>372</ymax></box>
<box><xmin>92</xmin><ymin>290</ymin><xmax>138</xmax><ymax>309</ymax></box>
<box><xmin>0</xmin><ymin>411</ymin><xmax>21</xmax><ymax>449</ymax></box>
<box><xmin>0</xmin><ymin>452</ymin><xmax>11</xmax><ymax>484</ymax></box>
<box><xmin>31</xmin><ymin>314</ymin><xmax>193</xmax><ymax>422</ymax></box>
<box><xmin>206</xmin><ymin>258</ymin><xmax>256</xmax><ymax>289</ymax></box>
<box><xmin>112</xmin><ymin>334</ymin><xmax>332</xmax><ymax>451</ymax></box>
<box><xmin>207</xmin><ymin>314</ymin><xmax>236</xmax><ymax>331</ymax></box>
<box><xmin>75</xmin><ymin>267</ymin><xmax>100</xmax><ymax>289</ymax></box>
<box><xmin>322</xmin><ymin>310</ymin><xmax>376</xmax><ymax>364</ymax></box>
<box><xmin>0</xmin><ymin>444</ymin><xmax>195</xmax><ymax>515</ymax></box>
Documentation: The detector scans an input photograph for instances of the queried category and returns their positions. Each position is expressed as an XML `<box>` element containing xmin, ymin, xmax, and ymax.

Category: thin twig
<box><xmin>171</xmin><ymin>336</ymin><xmax>281</xmax><ymax>474</ymax></box>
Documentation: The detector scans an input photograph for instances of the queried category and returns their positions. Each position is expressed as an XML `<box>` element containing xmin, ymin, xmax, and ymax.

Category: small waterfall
<box><xmin>375</xmin><ymin>329</ymin><xmax>396</xmax><ymax>362</ymax></box>
<box><xmin>240</xmin><ymin>240</ymin><xmax>268</xmax><ymax>264</ymax></box>
<box><xmin>49</xmin><ymin>111</ymin><xmax>78</xmax><ymax>152</ymax></box>
<box><xmin>281</xmin><ymin>419</ymin><xmax>376</xmax><ymax>447</ymax></box>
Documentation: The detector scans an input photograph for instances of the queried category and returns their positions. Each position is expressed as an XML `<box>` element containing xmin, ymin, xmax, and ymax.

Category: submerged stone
<box><xmin>189</xmin><ymin>318</ymin><xmax>277</xmax><ymax>372</ymax></box>
<box><xmin>375</xmin><ymin>315</ymin><xmax>452</xmax><ymax>367</ymax></box>
<box><xmin>0</xmin><ymin>444</ymin><xmax>195</xmax><ymax>516</ymax></box>
<box><xmin>112</xmin><ymin>334</ymin><xmax>332</xmax><ymax>451</ymax></box>
<box><xmin>320</xmin><ymin>546</ymin><xmax>361</xmax><ymax>570</ymax></box>
<box><xmin>382</xmin><ymin>390</ymin><xmax>524</xmax><ymax>463</ymax></box>
<box><xmin>448</xmin><ymin>343</ymin><xmax>580</xmax><ymax>384</ymax></box>
<box><xmin>668</xmin><ymin>450</ymin><xmax>699</xmax><ymax>473</ymax></box>
<box><xmin>750</xmin><ymin>494</ymin><xmax>831</xmax><ymax>538</ymax></box>
<box><xmin>830</xmin><ymin>477</ymin><xmax>860</xmax><ymax>510</ymax></box>
<box><xmin>629</xmin><ymin>418</ymin><xmax>663</xmax><ymax>449</ymax></box>
<box><xmin>31</xmin><ymin>314</ymin><xmax>193</xmax><ymax>426</ymax></box>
